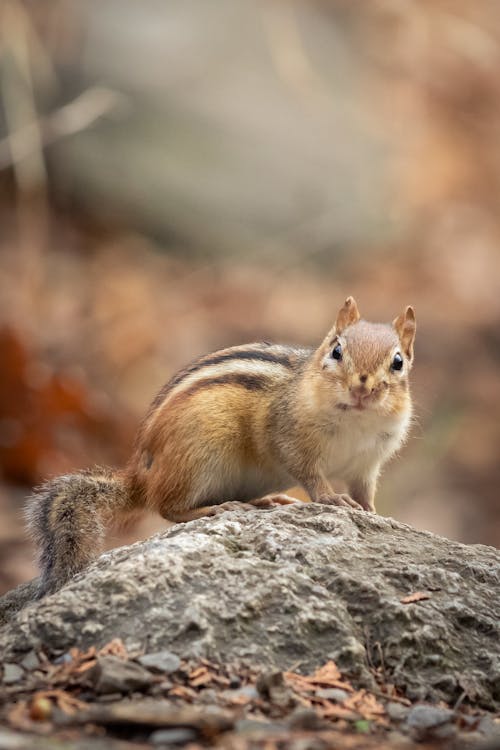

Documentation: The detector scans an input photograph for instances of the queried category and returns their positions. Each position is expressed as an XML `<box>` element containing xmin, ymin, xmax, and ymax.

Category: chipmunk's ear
<box><xmin>335</xmin><ymin>296</ymin><xmax>360</xmax><ymax>334</ymax></box>
<box><xmin>317</xmin><ymin>296</ymin><xmax>360</xmax><ymax>358</ymax></box>
<box><xmin>393</xmin><ymin>306</ymin><xmax>416</xmax><ymax>360</ymax></box>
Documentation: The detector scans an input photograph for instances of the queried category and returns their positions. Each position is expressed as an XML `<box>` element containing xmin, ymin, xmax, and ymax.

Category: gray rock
<box><xmin>478</xmin><ymin>713</ymin><xmax>500</xmax><ymax>741</ymax></box>
<box><xmin>315</xmin><ymin>688</ymin><xmax>349</xmax><ymax>702</ymax></box>
<box><xmin>256</xmin><ymin>671</ymin><xmax>295</xmax><ymax>708</ymax></box>
<box><xmin>235</xmin><ymin>718</ymin><xmax>287</xmax><ymax>734</ymax></box>
<box><xmin>287</xmin><ymin>709</ymin><xmax>328</xmax><ymax>731</ymax></box>
<box><xmin>2</xmin><ymin>663</ymin><xmax>24</xmax><ymax>685</ymax></box>
<box><xmin>150</xmin><ymin>727</ymin><xmax>198</xmax><ymax>745</ymax></box>
<box><xmin>224</xmin><ymin>685</ymin><xmax>258</xmax><ymax>702</ymax></box>
<box><xmin>0</xmin><ymin>726</ymin><xmax>147</xmax><ymax>749</ymax></box>
<box><xmin>89</xmin><ymin>655</ymin><xmax>154</xmax><ymax>694</ymax></box>
<box><xmin>137</xmin><ymin>651</ymin><xmax>180</xmax><ymax>674</ymax></box>
<box><xmin>385</xmin><ymin>701</ymin><xmax>410</xmax><ymax>722</ymax></box>
<box><xmin>2</xmin><ymin>728</ymin><xmax>102</xmax><ymax>750</ymax></box>
<box><xmin>406</xmin><ymin>704</ymin><xmax>453</xmax><ymax>730</ymax></box>
<box><xmin>19</xmin><ymin>650</ymin><xmax>39</xmax><ymax>671</ymax></box>
<box><xmin>0</xmin><ymin>728</ymin><xmax>27</xmax><ymax>749</ymax></box>
<box><xmin>1</xmin><ymin>505</ymin><xmax>499</xmax><ymax>708</ymax></box>
<box><xmin>158</xmin><ymin>680</ymin><xmax>174</xmax><ymax>692</ymax></box>
<box><xmin>96</xmin><ymin>692</ymin><xmax>124</xmax><ymax>703</ymax></box>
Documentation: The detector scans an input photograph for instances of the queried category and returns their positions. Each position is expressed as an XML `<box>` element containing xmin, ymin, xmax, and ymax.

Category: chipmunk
<box><xmin>27</xmin><ymin>297</ymin><xmax>416</xmax><ymax>597</ymax></box>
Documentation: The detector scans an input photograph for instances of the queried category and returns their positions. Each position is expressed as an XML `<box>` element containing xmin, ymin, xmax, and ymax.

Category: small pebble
<box><xmin>287</xmin><ymin>737</ymin><xmax>330</xmax><ymax>750</ymax></box>
<box><xmin>288</xmin><ymin>708</ymin><xmax>326</xmax><ymax>731</ymax></box>
<box><xmin>97</xmin><ymin>692</ymin><xmax>124</xmax><ymax>703</ymax></box>
<box><xmin>405</xmin><ymin>704</ymin><xmax>455</xmax><ymax>739</ymax></box>
<box><xmin>235</xmin><ymin>719</ymin><xmax>287</xmax><ymax>735</ymax></box>
<box><xmin>150</xmin><ymin>727</ymin><xmax>198</xmax><ymax>745</ymax></box>
<box><xmin>431</xmin><ymin>723</ymin><xmax>456</xmax><ymax>740</ymax></box>
<box><xmin>137</xmin><ymin>650</ymin><xmax>181</xmax><ymax>674</ymax></box>
<box><xmin>198</xmin><ymin>687</ymin><xmax>218</xmax><ymax>703</ymax></box>
<box><xmin>159</xmin><ymin>679</ymin><xmax>173</xmax><ymax>691</ymax></box>
<box><xmin>2</xmin><ymin>663</ymin><xmax>24</xmax><ymax>685</ymax></box>
<box><xmin>386</xmin><ymin>701</ymin><xmax>410</xmax><ymax>722</ymax></box>
<box><xmin>406</xmin><ymin>704</ymin><xmax>453</xmax><ymax>730</ymax></box>
<box><xmin>315</xmin><ymin>688</ymin><xmax>348</xmax><ymax>702</ymax></box>
<box><xmin>256</xmin><ymin>671</ymin><xmax>295</xmax><ymax>708</ymax></box>
<box><xmin>478</xmin><ymin>714</ymin><xmax>500</xmax><ymax>738</ymax></box>
<box><xmin>20</xmin><ymin>651</ymin><xmax>39</xmax><ymax>671</ymax></box>
<box><xmin>53</xmin><ymin>652</ymin><xmax>72</xmax><ymax>665</ymax></box>
<box><xmin>226</xmin><ymin>685</ymin><xmax>258</xmax><ymax>701</ymax></box>
<box><xmin>91</xmin><ymin>655</ymin><xmax>154</xmax><ymax>694</ymax></box>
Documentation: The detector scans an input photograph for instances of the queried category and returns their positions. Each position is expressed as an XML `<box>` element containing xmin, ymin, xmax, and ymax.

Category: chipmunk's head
<box><xmin>315</xmin><ymin>297</ymin><xmax>416</xmax><ymax>415</ymax></box>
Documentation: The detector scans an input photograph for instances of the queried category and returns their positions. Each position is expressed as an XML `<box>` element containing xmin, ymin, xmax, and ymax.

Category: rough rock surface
<box><xmin>1</xmin><ymin>505</ymin><xmax>499</xmax><ymax>708</ymax></box>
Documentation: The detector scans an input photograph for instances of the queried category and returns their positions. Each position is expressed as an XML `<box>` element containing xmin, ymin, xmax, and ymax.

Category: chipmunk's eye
<box><xmin>331</xmin><ymin>343</ymin><xmax>343</xmax><ymax>361</ymax></box>
<box><xmin>391</xmin><ymin>352</ymin><xmax>403</xmax><ymax>371</ymax></box>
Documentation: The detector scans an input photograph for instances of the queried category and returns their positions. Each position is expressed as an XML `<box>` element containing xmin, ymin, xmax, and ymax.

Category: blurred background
<box><xmin>0</xmin><ymin>0</ymin><xmax>499</xmax><ymax>594</ymax></box>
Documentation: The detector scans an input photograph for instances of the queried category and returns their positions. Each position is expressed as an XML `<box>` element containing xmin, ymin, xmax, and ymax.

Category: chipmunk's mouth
<box><xmin>337</xmin><ymin>401</ymin><xmax>369</xmax><ymax>412</ymax></box>
<box><xmin>349</xmin><ymin>386</ymin><xmax>386</xmax><ymax>411</ymax></box>
<box><xmin>337</xmin><ymin>395</ymin><xmax>380</xmax><ymax>411</ymax></box>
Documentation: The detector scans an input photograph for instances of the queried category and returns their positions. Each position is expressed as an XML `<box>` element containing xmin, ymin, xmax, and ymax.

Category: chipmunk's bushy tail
<box><xmin>26</xmin><ymin>466</ymin><xmax>131</xmax><ymax>597</ymax></box>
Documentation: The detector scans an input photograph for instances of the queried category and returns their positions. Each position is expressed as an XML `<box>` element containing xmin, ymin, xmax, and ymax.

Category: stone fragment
<box><xmin>224</xmin><ymin>685</ymin><xmax>258</xmax><ymax>702</ymax></box>
<box><xmin>405</xmin><ymin>704</ymin><xmax>456</xmax><ymax>740</ymax></box>
<box><xmin>315</xmin><ymin>688</ymin><xmax>349</xmax><ymax>702</ymax></box>
<box><xmin>236</xmin><ymin>718</ymin><xmax>288</xmax><ymax>734</ymax></box>
<box><xmin>137</xmin><ymin>650</ymin><xmax>180</xmax><ymax>674</ymax></box>
<box><xmin>385</xmin><ymin>701</ymin><xmax>410</xmax><ymax>722</ymax></box>
<box><xmin>90</xmin><ymin>656</ymin><xmax>154</xmax><ymax>694</ymax></box>
<box><xmin>256</xmin><ymin>671</ymin><xmax>295</xmax><ymax>709</ymax></box>
<box><xmin>82</xmin><ymin>699</ymin><xmax>234</xmax><ymax>735</ymax></box>
<box><xmin>150</xmin><ymin>727</ymin><xmax>198</xmax><ymax>745</ymax></box>
<box><xmin>287</xmin><ymin>709</ymin><xmax>328</xmax><ymax>731</ymax></box>
<box><xmin>406</xmin><ymin>704</ymin><xmax>453</xmax><ymax>730</ymax></box>
<box><xmin>19</xmin><ymin>650</ymin><xmax>39</xmax><ymax>671</ymax></box>
<box><xmin>2</xmin><ymin>663</ymin><xmax>24</xmax><ymax>685</ymax></box>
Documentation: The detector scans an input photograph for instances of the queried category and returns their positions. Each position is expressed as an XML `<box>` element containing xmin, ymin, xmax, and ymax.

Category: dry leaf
<box><xmin>307</xmin><ymin>661</ymin><xmax>342</xmax><ymax>684</ymax></box>
<box><xmin>169</xmin><ymin>685</ymin><xmax>198</xmax><ymax>701</ymax></box>
<box><xmin>98</xmin><ymin>638</ymin><xmax>128</xmax><ymax>659</ymax></box>
<box><xmin>35</xmin><ymin>689</ymin><xmax>88</xmax><ymax>715</ymax></box>
<box><xmin>7</xmin><ymin>701</ymin><xmax>32</xmax><ymax>731</ymax></box>
<box><xmin>318</xmin><ymin>702</ymin><xmax>359</xmax><ymax>720</ymax></box>
<box><xmin>190</xmin><ymin>673</ymin><xmax>214</xmax><ymax>688</ymax></box>
<box><xmin>344</xmin><ymin>690</ymin><xmax>386</xmax><ymax>721</ymax></box>
<box><xmin>286</xmin><ymin>660</ymin><xmax>353</xmax><ymax>694</ymax></box>
<box><xmin>400</xmin><ymin>592</ymin><xmax>431</xmax><ymax>604</ymax></box>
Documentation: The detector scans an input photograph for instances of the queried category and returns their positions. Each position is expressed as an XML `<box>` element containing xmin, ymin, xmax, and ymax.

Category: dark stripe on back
<box><xmin>175</xmin><ymin>372</ymin><xmax>270</xmax><ymax>402</ymax></box>
<box><xmin>149</xmin><ymin>346</ymin><xmax>291</xmax><ymax>412</ymax></box>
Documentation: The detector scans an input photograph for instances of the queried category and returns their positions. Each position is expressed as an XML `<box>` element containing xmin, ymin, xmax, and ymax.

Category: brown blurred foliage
<box><xmin>0</xmin><ymin>326</ymin><xmax>133</xmax><ymax>486</ymax></box>
<box><xmin>0</xmin><ymin>0</ymin><xmax>499</xmax><ymax>593</ymax></box>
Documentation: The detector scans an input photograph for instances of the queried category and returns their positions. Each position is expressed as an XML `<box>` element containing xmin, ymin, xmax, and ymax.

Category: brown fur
<box><xmin>26</xmin><ymin>467</ymin><xmax>132</xmax><ymax>596</ymax></box>
<box><xmin>26</xmin><ymin>299</ymin><xmax>416</xmax><ymax>595</ymax></box>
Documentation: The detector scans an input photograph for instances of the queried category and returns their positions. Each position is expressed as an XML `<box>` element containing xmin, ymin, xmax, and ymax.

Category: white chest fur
<box><xmin>322</xmin><ymin>408</ymin><xmax>410</xmax><ymax>481</ymax></box>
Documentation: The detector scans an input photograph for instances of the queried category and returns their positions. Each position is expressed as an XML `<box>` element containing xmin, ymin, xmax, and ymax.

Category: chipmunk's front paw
<box><xmin>316</xmin><ymin>493</ymin><xmax>363</xmax><ymax>510</ymax></box>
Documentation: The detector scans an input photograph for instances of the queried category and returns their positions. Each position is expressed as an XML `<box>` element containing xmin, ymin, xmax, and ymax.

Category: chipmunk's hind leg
<box><xmin>164</xmin><ymin>494</ymin><xmax>301</xmax><ymax>522</ymax></box>
<box><xmin>251</xmin><ymin>493</ymin><xmax>301</xmax><ymax>508</ymax></box>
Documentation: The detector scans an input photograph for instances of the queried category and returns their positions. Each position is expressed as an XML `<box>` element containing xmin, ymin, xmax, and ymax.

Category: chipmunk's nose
<box><xmin>349</xmin><ymin>375</ymin><xmax>377</xmax><ymax>407</ymax></box>
<box><xmin>351</xmin><ymin>374</ymin><xmax>374</xmax><ymax>393</ymax></box>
